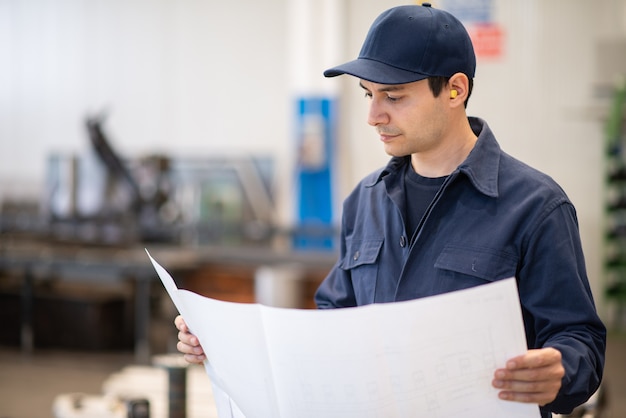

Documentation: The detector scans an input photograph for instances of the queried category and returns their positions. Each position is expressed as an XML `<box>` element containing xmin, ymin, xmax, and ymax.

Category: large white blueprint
<box><xmin>146</xmin><ymin>250</ymin><xmax>539</xmax><ymax>418</ymax></box>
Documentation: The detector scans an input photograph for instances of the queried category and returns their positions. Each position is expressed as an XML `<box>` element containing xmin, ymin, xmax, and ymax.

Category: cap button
<box><xmin>422</xmin><ymin>2</ymin><xmax>432</xmax><ymax>6</ymax></box>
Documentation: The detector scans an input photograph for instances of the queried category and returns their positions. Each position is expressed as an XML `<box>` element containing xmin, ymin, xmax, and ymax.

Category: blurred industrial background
<box><xmin>1</xmin><ymin>0</ymin><xmax>626</xmax><ymax>417</ymax></box>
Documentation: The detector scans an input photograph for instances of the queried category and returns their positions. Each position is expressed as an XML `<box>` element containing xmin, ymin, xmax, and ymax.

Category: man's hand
<box><xmin>492</xmin><ymin>347</ymin><xmax>564</xmax><ymax>406</ymax></box>
<box><xmin>174</xmin><ymin>315</ymin><xmax>206</xmax><ymax>364</ymax></box>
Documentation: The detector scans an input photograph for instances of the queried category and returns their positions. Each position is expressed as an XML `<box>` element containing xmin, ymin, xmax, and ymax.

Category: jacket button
<box><xmin>353</xmin><ymin>251</ymin><xmax>360</xmax><ymax>261</ymax></box>
<box><xmin>400</xmin><ymin>236</ymin><xmax>407</xmax><ymax>247</ymax></box>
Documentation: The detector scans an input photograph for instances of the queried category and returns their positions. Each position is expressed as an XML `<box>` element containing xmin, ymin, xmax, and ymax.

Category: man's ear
<box><xmin>448</xmin><ymin>72</ymin><xmax>470</xmax><ymax>106</ymax></box>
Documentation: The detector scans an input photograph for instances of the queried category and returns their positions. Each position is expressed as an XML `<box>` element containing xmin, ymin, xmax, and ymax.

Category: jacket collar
<box><xmin>367</xmin><ymin>117</ymin><xmax>500</xmax><ymax>198</ymax></box>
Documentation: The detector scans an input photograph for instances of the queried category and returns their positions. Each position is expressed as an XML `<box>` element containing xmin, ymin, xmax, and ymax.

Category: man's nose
<box><xmin>367</xmin><ymin>100</ymin><xmax>389</xmax><ymax>126</ymax></box>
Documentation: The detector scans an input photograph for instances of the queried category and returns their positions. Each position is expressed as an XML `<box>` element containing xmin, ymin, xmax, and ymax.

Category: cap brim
<box><xmin>323</xmin><ymin>58</ymin><xmax>429</xmax><ymax>85</ymax></box>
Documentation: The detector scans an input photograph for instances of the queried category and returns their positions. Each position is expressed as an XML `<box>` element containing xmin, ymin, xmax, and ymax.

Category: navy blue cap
<box><xmin>324</xmin><ymin>4</ymin><xmax>476</xmax><ymax>84</ymax></box>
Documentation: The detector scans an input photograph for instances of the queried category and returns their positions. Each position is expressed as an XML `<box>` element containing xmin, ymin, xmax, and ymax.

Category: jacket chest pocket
<box><xmin>434</xmin><ymin>243</ymin><xmax>519</xmax><ymax>283</ymax></box>
<box><xmin>340</xmin><ymin>238</ymin><xmax>383</xmax><ymax>305</ymax></box>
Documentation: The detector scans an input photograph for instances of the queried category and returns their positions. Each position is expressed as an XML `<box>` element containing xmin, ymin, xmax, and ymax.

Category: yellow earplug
<box><xmin>450</xmin><ymin>89</ymin><xmax>458</xmax><ymax>99</ymax></box>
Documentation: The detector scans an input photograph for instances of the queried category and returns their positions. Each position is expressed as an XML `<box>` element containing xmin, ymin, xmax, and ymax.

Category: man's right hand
<box><xmin>174</xmin><ymin>315</ymin><xmax>206</xmax><ymax>364</ymax></box>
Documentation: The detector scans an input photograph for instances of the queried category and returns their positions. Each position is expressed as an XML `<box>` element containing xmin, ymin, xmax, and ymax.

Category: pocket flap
<box><xmin>341</xmin><ymin>239</ymin><xmax>384</xmax><ymax>270</ymax></box>
<box><xmin>434</xmin><ymin>244</ymin><xmax>518</xmax><ymax>281</ymax></box>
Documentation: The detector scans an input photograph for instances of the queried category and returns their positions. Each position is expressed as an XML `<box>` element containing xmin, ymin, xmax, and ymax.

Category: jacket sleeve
<box><xmin>314</xmin><ymin>259</ymin><xmax>358</xmax><ymax>308</ymax></box>
<box><xmin>314</xmin><ymin>190</ymin><xmax>360</xmax><ymax>308</ymax></box>
<box><xmin>518</xmin><ymin>202</ymin><xmax>606</xmax><ymax>415</ymax></box>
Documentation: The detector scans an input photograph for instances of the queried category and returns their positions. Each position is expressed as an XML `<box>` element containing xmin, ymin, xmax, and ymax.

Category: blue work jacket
<box><xmin>315</xmin><ymin>117</ymin><xmax>605</xmax><ymax>416</ymax></box>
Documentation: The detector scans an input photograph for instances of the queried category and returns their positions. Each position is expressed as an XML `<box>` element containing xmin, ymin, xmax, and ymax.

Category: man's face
<box><xmin>360</xmin><ymin>79</ymin><xmax>450</xmax><ymax>158</ymax></box>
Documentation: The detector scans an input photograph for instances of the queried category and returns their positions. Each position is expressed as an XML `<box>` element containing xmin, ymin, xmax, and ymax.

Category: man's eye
<box><xmin>364</xmin><ymin>92</ymin><xmax>372</xmax><ymax>99</ymax></box>
<box><xmin>386</xmin><ymin>95</ymin><xmax>399</xmax><ymax>102</ymax></box>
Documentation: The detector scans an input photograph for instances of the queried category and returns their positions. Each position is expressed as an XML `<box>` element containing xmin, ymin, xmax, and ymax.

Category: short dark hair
<box><xmin>428</xmin><ymin>76</ymin><xmax>473</xmax><ymax>108</ymax></box>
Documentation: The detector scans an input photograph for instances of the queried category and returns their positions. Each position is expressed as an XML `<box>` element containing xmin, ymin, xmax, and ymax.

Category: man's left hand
<box><xmin>492</xmin><ymin>347</ymin><xmax>564</xmax><ymax>406</ymax></box>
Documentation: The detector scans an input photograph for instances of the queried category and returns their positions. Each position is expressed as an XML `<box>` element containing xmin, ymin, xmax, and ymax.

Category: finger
<box><xmin>183</xmin><ymin>353</ymin><xmax>206</xmax><ymax>364</ymax></box>
<box><xmin>174</xmin><ymin>315</ymin><xmax>188</xmax><ymax>332</ymax></box>
<box><xmin>493</xmin><ymin>374</ymin><xmax>560</xmax><ymax>392</ymax></box>
<box><xmin>495</xmin><ymin>365</ymin><xmax>564</xmax><ymax>384</ymax></box>
<box><xmin>496</xmin><ymin>388</ymin><xmax>556</xmax><ymax>406</ymax></box>
<box><xmin>505</xmin><ymin>348</ymin><xmax>561</xmax><ymax>370</ymax></box>
<box><xmin>177</xmin><ymin>330</ymin><xmax>200</xmax><ymax>347</ymax></box>
<box><xmin>176</xmin><ymin>340</ymin><xmax>204</xmax><ymax>356</ymax></box>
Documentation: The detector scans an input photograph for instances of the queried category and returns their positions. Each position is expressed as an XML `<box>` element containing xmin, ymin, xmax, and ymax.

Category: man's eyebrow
<box><xmin>359</xmin><ymin>82</ymin><xmax>406</xmax><ymax>93</ymax></box>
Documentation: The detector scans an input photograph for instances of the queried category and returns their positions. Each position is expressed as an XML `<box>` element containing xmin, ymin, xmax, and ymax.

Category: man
<box><xmin>176</xmin><ymin>4</ymin><xmax>605</xmax><ymax>416</ymax></box>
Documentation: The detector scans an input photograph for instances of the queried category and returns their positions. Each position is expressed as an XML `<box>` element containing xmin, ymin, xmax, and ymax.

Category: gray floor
<box><xmin>0</xmin><ymin>335</ymin><xmax>625</xmax><ymax>418</ymax></box>
<box><xmin>0</xmin><ymin>348</ymin><xmax>135</xmax><ymax>418</ymax></box>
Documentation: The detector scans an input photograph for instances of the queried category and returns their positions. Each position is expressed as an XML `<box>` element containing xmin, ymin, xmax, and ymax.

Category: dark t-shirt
<box><xmin>404</xmin><ymin>165</ymin><xmax>446</xmax><ymax>241</ymax></box>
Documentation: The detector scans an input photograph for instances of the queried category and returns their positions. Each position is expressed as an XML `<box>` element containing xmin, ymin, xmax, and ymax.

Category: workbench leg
<box><xmin>135</xmin><ymin>278</ymin><xmax>151</xmax><ymax>363</ymax></box>
<box><xmin>20</xmin><ymin>266</ymin><xmax>34</xmax><ymax>355</ymax></box>
<box><xmin>153</xmin><ymin>354</ymin><xmax>189</xmax><ymax>418</ymax></box>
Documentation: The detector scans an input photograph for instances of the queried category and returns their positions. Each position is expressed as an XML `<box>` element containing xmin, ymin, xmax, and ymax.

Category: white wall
<box><xmin>0</xmin><ymin>0</ymin><xmax>290</xmax><ymax>197</ymax></box>
<box><xmin>2</xmin><ymin>0</ymin><xmax>626</xmax><ymax>312</ymax></box>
